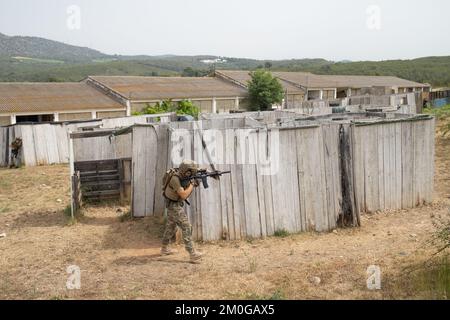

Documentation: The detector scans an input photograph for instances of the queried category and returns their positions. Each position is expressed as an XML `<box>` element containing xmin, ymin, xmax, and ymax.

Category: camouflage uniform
<box><xmin>161</xmin><ymin>161</ymin><xmax>197</xmax><ymax>254</ymax></box>
<box><xmin>161</xmin><ymin>198</ymin><xmax>194</xmax><ymax>254</ymax></box>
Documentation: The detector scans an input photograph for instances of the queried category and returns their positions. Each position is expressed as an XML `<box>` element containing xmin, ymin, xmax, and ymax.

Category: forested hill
<box><xmin>0</xmin><ymin>32</ymin><xmax>108</xmax><ymax>62</ymax></box>
<box><xmin>0</xmin><ymin>32</ymin><xmax>448</xmax><ymax>87</ymax></box>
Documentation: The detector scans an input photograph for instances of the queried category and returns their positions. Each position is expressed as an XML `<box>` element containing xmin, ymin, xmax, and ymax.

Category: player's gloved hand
<box><xmin>192</xmin><ymin>180</ymin><xmax>200</xmax><ymax>187</ymax></box>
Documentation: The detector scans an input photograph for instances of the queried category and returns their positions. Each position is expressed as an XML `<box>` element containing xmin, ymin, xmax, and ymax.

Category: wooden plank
<box><xmin>18</xmin><ymin>125</ymin><xmax>37</xmax><ymax>166</ymax></box>
<box><xmin>83</xmin><ymin>189</ymin><xmax>120</xmax><ymax>197</ymax></box>
<box><xmin>55</xmin><ymin>125</ymin><xmax>69</xmax><ymax>163</ymax></box>
<box><xmin>296</xmin><ymin>129</ymin><xmax>307</xmax><ymax>231</ymax></box>
<box><xmin>321</xmin><ymin>124</ymin><xmax>337</xmax><ymax>229</ymax></box>
<box><xmin>46</xmin><ymin>125</ymin><xmax>60</xmax><ymax>164</ymax></box>
<box><xmin>153</xmin><ymin>124</ymin><xmax>169</xmax><ymax>216</ymax></box>
<box><xmin>351</xmin><ymin>125</ymin><xmax>364</xmax><ymax>213</ymax></box>
<box><xmin>144</xmin><ymin>126</ymin><xmax>158</xmax><ymax>216</ymax></box>
<box><xmin>242</xmin><ymin>131</ymin><xmax>262</xmax><ymax>238</ymax></box>
<box><xmin>394</xmin><ymin>122</ymin><xmax>403</xmax><ymax>209</ymax></box>
<box><xmin>222</xmin><ymin>129</ymin><xmax>236</xmax><ymax>240</ymax></box>
<box><xmin>196</xmin><ymin>129</ymin><xmax>223</xmax><ymax>240</ymax></box>
<box><xmin>377</xmin><ymin>125</ymin><xmax>385</xmax><ymax>210</ymax></box>
<box><xmin>131</xmin><ymin>126</ymin><xmax>147</xmax><ymax>217</ymax></box>
<box><xmin>231</xmin><ymin>129</ymin><xmax>245</xmax><ymax>239</ymax></box>
<box><xmin>401</xmin><ymin>121</ymin><xmax>414</xmax><ymax>209</ymax></box>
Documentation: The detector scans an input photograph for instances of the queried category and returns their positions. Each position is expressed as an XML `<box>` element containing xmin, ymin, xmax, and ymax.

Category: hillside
<box><xmin>0</xmin><ymin>32</ymin><xmax>108</xmax><ymax>62</ymax></box>
<box><xmin>0</xmin><ymin>33</ymin><xmax>448</xmax><ymax>86</ymax></box>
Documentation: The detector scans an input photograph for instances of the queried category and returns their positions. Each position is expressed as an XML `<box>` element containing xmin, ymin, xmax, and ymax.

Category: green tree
<box><xmin>247</xmin><ymin>70</ymin><xmax>284</xmax><ymax>111</ymax></box>
<box><xmin>176</xmin><ymin>100</ymin><xmax>199</xmax><ymax>119</ymax></box>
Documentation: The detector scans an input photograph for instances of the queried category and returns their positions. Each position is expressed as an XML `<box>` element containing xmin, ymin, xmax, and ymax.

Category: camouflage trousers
<box><xmin>162</xmin><ymin>200</ymin><xmax>194</xmax><ymax>254</ymax></box>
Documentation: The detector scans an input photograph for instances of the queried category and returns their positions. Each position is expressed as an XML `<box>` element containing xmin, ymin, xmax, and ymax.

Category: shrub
<box><xmin>274</xmin><ymin>229</ymin><xmax>290</xmax><ymax>238</ymax></box>
<box><xmin>247</xmin><ymin>70</ymin><xmax>284</xmax><ymax>111</ymax></box>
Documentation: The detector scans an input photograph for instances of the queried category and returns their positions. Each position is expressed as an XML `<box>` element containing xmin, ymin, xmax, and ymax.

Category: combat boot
<box><xmin>160</xmin><ymin>246</ymin><xmax>177</xmax><ymax>256</ymax></box>
<box><xmin>190</xmin><ymin>251</ymin><xmax>203</xmax><ymax>263</ymax></box>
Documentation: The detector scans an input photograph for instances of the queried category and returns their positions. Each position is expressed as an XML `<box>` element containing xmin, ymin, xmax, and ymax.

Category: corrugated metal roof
<box><xmin>0</xmin><ymin>82</ymin><xmax>123</xmax><ymax>113</ymax></box>
<box><xmin>89</xmin><ymin>76</ymin><xmax>248</xmax><ymax>101</ymax></box>
<box><xmin>273</xmin><ymin>72</ymin><xmax>429</xmax><ymax>89</ymax></box>
<box><xmin>217</xmin><ymin>70</ymin><xmax>429</xmax><ymax>90</ymax></box>
<box><xmin>216</xmin><ymin>70</ymin><xmax>305</xmax><ymax>94</ymax></box>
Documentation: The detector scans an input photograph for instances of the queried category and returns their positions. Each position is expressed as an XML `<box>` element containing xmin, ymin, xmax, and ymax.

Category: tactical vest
<box><xmin>162</xmin><ymin>169</ymin><xmax>181</xmax><ymax>202</ymax></box>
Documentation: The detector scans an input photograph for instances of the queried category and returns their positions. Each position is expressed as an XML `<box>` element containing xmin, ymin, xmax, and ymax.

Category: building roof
<box><xmin>216</xmin><ymin>70</ymin><xmax>305</xmax><ymax>94</ymax></box>
<box><xmin>0</xmin><ymin>82</ymin><xmax>123</xmax><ymax>113</ymax></box>
<box><xmin>88</xmin><ymin>76</ymin><xmax>248</xmax><ymax>101</ymax></box>
<box><xmin>273</xmin><ymin>72</ymin><xmax>429</xmax><ymax>89</ymax></box>
<box><xmin>217</xmin><ymin>70</ymin><xmax>429</xmax><ymax>90</ymax></box>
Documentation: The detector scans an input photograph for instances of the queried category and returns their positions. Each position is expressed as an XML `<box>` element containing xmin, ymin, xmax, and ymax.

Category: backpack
<box><xmin>162</xmin><ymin>168</ymin><xmax>179</xmax><ymax>200</ymax></box>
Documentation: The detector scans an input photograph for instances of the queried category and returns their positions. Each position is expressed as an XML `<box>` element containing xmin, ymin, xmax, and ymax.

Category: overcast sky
<box><xmin>0</xmin><ymin>0</ymin><xmax>449</xmax><ymax>61</ymax></box>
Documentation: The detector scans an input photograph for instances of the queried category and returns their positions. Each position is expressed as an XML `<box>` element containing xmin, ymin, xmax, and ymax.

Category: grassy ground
<box><xmin>0</xmin><ymin>123</ymin><xmax>449</xmax><ymax>300</ymax></box>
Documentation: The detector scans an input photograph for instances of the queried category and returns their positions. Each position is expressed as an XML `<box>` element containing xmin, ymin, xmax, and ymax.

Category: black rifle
<box><xmin>180</xmin><ymin>169</ymin><xmax>231</xmax><ymax>189</ymax></box>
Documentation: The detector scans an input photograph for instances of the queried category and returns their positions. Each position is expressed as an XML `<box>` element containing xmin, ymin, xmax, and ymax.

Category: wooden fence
<box><xmin>352</xmin><ymin>118</ymin><xmax>435</xmax><ymax>212</ymax></box>
<box><xmin>127</xmin><ymin>115</ymin><xmax>434</xmax><ymax>241</ymax></box>
<box><xmin>130</xmin><ymin>120</ymin><xmax>353</xmax><ymax>240</ymax></box>
<box><xmin>0</xmin><ymin>114</ymin><xmax>173</xmax><ymax>167</ymax></box>
<box><xmin>67</xmin><ymin>113</ymin><xmax>435</xmax><ymax>241</ymax></box>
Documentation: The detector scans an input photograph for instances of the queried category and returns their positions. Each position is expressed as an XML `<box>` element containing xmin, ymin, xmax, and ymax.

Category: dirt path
<box><xmin>0</xmin><ymin>131</ymin><xmax>449</xmax><ymax>300</ymax></box>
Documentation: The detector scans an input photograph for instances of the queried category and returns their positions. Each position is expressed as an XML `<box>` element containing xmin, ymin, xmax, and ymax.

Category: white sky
<box><xmin>0</xmin><ymin>0</ymin><xmax>449</xmax><ymax>61</ymax></box>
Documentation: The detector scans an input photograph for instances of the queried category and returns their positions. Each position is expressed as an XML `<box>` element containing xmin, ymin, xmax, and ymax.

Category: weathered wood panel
<box><xmin>352</xmin><ymin>118</ymin><xmax>435</xmax><ymax>213</ymax></box>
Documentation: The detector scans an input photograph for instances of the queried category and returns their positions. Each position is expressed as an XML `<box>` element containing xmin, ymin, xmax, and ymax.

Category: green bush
<box><xmin>274</xmin><ymin>229</ymin><xmax>290</xmax><ymax>238</ymax></box>
<box><xmin>176</xmin><ymin>100</ymin><xmax>199</xmax><ymax>119</ymax></box>
<box><xmin>137</xmin><ymin>99</ymin><xmax>199</xmax><ymax>119</ymax></box>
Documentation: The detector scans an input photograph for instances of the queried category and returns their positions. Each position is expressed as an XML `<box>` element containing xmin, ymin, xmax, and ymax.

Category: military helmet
<box><xmin>179</xmin><ymin>159</ymin><xmax>199</xmax><ymax>175</ymax></box>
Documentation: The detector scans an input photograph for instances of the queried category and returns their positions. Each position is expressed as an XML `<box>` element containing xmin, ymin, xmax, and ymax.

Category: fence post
<box><xmin>338</xmin><ymin>124</ymin><xmax>360</xmax><ymax>227</ymax></box>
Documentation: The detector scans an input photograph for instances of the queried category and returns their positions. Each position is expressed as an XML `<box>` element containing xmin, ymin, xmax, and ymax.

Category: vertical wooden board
<box><xmin>401</xmin><ymin>121</ymin><xmax>414</xmax><ymax>209</ymax></box>
<box><xmin>333</xmin><ymin>125</ymin><xmax>343</xmax><ymax>222</ymax></box>
<box><xmin>413</xmin><ymin>121</ymin><xmax>427</xmax><ymax>206</ymax></box>
<box><xmin>423</xmin><ymin>120</ymin><xmax>432</xmax><ymax>203</ymax></box>
<box><xmin>271</xmin><ymin>130</ymin><xmax>295</xmax><ymax>233</ymax></box>
<box><xmin>0</xmin><ymin>127</ymin><xmax>6</xmax><ymax>166</ymax></box>
<box><xmin>383</xmin><ymin>123</ymin><xmax>393</xmax><ymax>209</ymax></box>
<box><xmin>295</xmin><ymin>128</ymin><xmax>320</xmax><ymax>231</ymax></box>
<box><xmin>144</xmin><ymin>126</ymin><xmax>158</xmax><ymax>216</ymax></box>
<box><xmin>361</xmin><ymin>126</ymin><xmax>370</xmax><ymax>213</ymax></box>
<box><xmin>364</xmin><ymin>125</ymin><xmax>379</xmax><ymax>212</ymax></box>
<box><xmin>217</xmin><ymin>162</ymin><xmax>233</xmax><ymax>240</ymax></box>
<box><xmin>46</xmin><ymin>125</ymin><xmax>60</xmax><ymax>164</ymax></box>
<box><xmin>223</xmin><ymin>130</ymin><xmax>237</xmax><ymax>239</ymax></box>
<box><xmin>289</xmin><ymin>129</ymin><xmax>301</xmax><ymax>232</ymax></box>
<box><xmin>241</xmin><ymin>132</ymin><xmax>261</xmax><ymax>238</ymax></box>
<box><xmin>18</xmin><ymin>125</ymin><xmax>37</xmax><ymax>166</ymax></box>
<box><xmin>33</xmin><ymin>125</ymin><xmax>49</xmax><ymax>165</ymax></box>
<box><xmin>153</xmin><ymin>125</ymin><xmax>169</xmax><ymax>216</ymax></box>
<box><xmin>255</xmin><ymin>130</ymin><xmax>268</xmax><ymax>237</ymax></box>
<box><xmin>393</xmin><ymin>122</ymin><xmax>403</xmax><ymax>209</ymax></box>
<box><xmin>195</xmin><ymin>129</ymin><xmax>222</xmax><ymax>240</ymax></box>
<box><xmin>352</xmin><ymin>126</ymin><xmax>364</xmax><ymax>212</ymax></box>
<box><xmin>321</xmin><ymin>124</ymin><xmax>340</xmax><ymax>229</ymax></box>
<box><xmin>429</xmin><ymin>119</ymin><xmax>436</xmax><ymax>202</ymax></box>
<box><xmin>312</xmin><ymin>126</ymin><xmax>326</xmax><ymax>231</ymax></box>
<box><xmin>296</xmin><ymin>129</ymin><xmax>310</xmax><ymax>230</ymax></box>
<box><xmin>232</xmin><ymin>129</ymin><xmax>246</xmax><ymax>238</ymax></box>
<box><xmin>131</xmin><ymin>127</ymin><xmax>147</xmax><ymax>217</ymax></box>
<box><xmin>377</xmin><ymin>125</ymin><xmax>385</xmax><ymax>210</ymax></box>
<box><xmin>55</xmin><ymin>125</ymin><xmax>69</xmax><ymax>163</ymax></box>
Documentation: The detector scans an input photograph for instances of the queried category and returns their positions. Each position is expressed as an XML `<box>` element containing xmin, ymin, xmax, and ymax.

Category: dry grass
<box><xmin>0</xmin><ymin>121</ymin><xmax>449</xmax><ymax>300</ymax></box>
